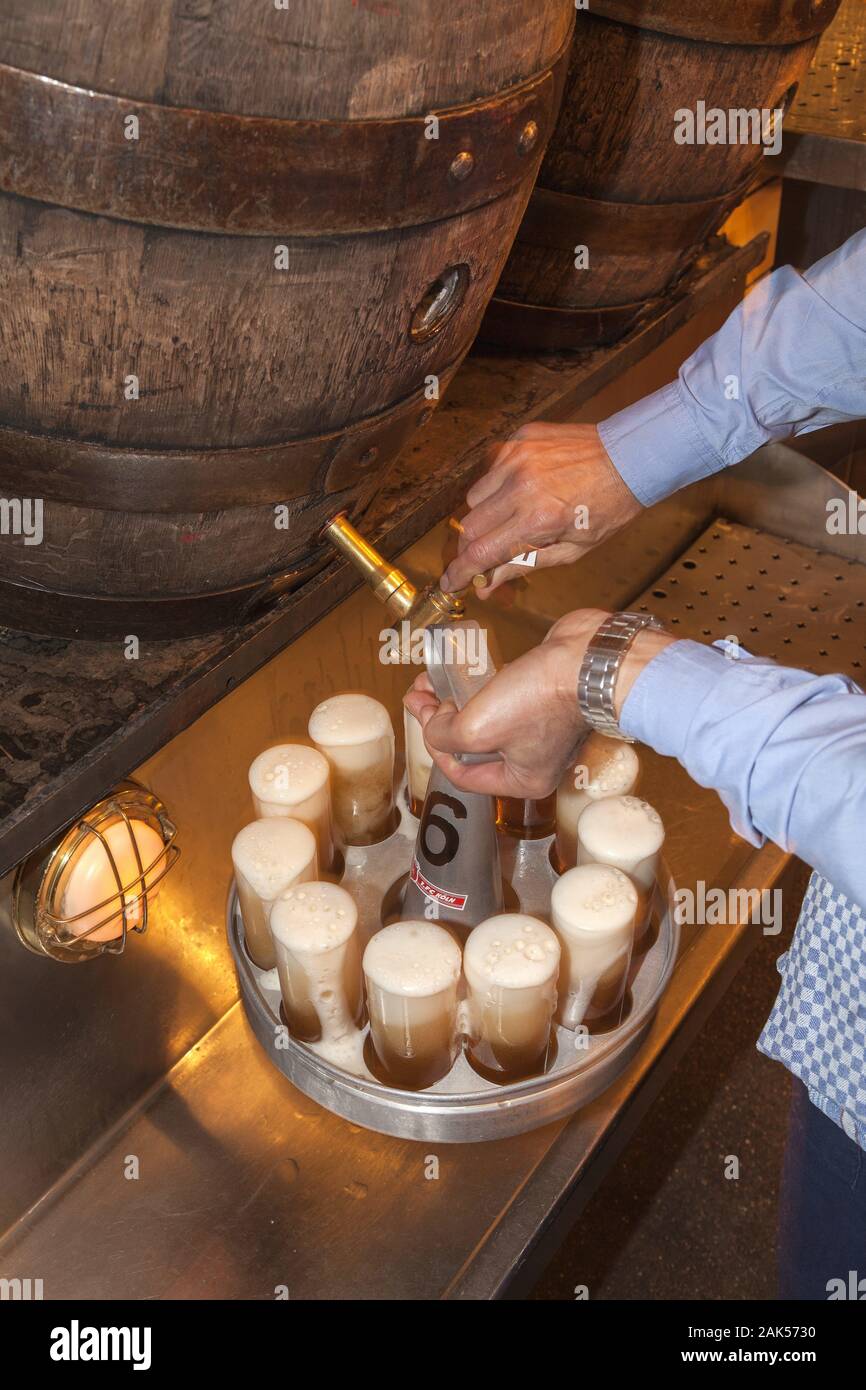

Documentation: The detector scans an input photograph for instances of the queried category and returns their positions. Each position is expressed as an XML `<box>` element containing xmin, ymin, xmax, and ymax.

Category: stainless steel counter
<box><xmin>1</xmin><ymin>438</ymin><xmax>863</xmax><ymax>1299</ymax></box>
<box><xmin>785</xmin><ymin>0</ymin><xmax>866</xmax><ymax>190</ymax></box>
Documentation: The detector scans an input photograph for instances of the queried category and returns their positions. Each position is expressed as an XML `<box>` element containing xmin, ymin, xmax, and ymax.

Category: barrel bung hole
<box><xmin>410</xmin><ymin>265</ymin><xmax>470</xmax><ymax>343</ymax></box>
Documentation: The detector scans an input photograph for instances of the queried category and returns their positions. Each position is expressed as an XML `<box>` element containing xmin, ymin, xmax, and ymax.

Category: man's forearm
<box><xmin>620</xmin><ymin>639</ymin><xmax>866</xmax><ymax>911</ymax></box>
<box><xmin>598</xmin><ymin>228</ymin><xmax>866</xmax><ymax>507</ymax></box>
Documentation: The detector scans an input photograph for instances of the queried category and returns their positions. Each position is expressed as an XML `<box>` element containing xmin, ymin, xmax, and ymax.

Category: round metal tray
<box><xmin>226</xmin><ymin>790</ymin><xmax>680</xmax><ymax>1142</ymax></box>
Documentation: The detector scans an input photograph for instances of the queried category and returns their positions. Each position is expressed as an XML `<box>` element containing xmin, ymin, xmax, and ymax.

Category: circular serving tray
<box><xmin>226</xmin><ymin>788</ymin><xmax>680</xmax><ymax>1142</ymax></box>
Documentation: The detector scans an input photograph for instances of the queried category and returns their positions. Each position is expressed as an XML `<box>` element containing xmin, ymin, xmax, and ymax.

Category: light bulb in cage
<box><xmin>12</xmin><ymin>781</ymin><xmax>179</xmax><ymax>962</ymax></box>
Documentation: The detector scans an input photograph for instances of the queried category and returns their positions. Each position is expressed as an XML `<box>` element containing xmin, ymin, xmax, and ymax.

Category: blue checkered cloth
<box><xmin>758</xmin><ymin>873</ymin><xmax>866</xmax><ymax>1150</ymax></box>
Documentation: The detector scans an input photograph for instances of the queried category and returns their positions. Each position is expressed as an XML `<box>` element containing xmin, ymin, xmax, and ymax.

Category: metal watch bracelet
<box><xmin>577</xmin><ymin>612</ymin><xmax>665</xmax><ymax>742</ymax></box>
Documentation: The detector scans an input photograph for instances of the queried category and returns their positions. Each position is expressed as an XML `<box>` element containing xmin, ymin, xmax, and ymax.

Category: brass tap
<box><xmin>322</xmin><ymin>513</ymin><xmax>465</xmax><ymax>630</ymax></box>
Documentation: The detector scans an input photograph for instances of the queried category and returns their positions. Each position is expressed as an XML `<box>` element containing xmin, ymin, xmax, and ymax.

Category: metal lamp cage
<box><xmin>12</xmin><ymin>781</ymin><xmax>179</xmax><ymax>962</ymax></box>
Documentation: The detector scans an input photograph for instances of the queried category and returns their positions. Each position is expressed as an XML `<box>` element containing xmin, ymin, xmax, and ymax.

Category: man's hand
<box><xmin>440</xmin><ymin>423</ymin><xmax>642</xmax><ymax>596</ymax></box>
<box><xmin>404</xmin><ymin>610</ymin><xmax>675</xmax><ymax>799</ymax></box>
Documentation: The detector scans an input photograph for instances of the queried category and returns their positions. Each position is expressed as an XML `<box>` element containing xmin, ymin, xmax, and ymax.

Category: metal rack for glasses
<box><xmin>227</xmin><ymin>787</ymin><xmax>679</xmax><ymax>1143</ymax></box>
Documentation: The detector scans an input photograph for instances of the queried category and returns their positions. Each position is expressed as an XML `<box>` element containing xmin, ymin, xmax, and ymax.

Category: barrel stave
<box><xmin>481</xmin><ymin>2</ymin><xmax>843</xmax><ymax>351</ymax></box>
<box><xmin>0</xmin><ymin>1</ymin><xmax>575</xmax><ymax>635</ymax></box>
<box><xmin>0</xmin><ymin>189</ymin><xmax>528</xmax><ymax>448</ymax></box>
<box><xmin>0</xmin><ymin>1</ymin><xmax>573</xmax><ymax>119</ymax></box>
<box><xmin>542</xmin><ymin>19</ymin><xmax>813</xmax><ymax>203</ymax></box>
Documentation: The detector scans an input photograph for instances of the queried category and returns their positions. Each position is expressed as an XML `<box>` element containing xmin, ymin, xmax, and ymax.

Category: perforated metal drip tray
<box><xmin>633</xmin><ymin>517</ymin><xmax>866</xmax><ymax>677</ymax></box>
<box><xmin>789</xmin><ymin>0</ymin><xmax>866</xmax><ymax>148</ymax></box>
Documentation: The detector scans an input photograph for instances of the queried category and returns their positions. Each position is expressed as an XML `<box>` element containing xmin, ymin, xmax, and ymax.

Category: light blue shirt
<box><xmin>618</xmin><ymin>641</ymin><xmax>866</xmax><ymax>911</ymax></box>
<box><xmin>600</xmin><ymin>229</ymin><xmax>866</xmax><ymax>508</ymax></box>
<box><xmin>598</xmin><ymin>230</ymin><xmax>866</xmax><ymax>1144</ymax></box>
<box><xmin>599</xmin><ymin>229</ymin><xmax>866</xmax><ymax>907</ymax></box>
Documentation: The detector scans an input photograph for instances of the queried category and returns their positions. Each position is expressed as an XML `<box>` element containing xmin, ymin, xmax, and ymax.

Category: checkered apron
<box><xmin>758</xmin><ymin>872</ymin><xmax>866</xmax><ymax>1149</ymax></box>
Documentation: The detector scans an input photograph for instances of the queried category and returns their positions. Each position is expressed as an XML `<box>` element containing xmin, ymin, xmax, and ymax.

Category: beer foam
<box><xmin>578</xmin><ymin>794</ymin><xmax>664</xmax><ymax>863</ymax></box>
<box><xmin>465</xmin><ymin>915</ymin><xmax>559</xmax><ymax>990</ymax></box>
<box><xmin>403</xmin><ymin>704</ymin><xmax>432</xmax><ymax>771</ymax></box>
<box><xmin>308</xmin><ymin>1030</ymin><xmax>370</xmax><ymax>1078</ymax></box>
<box><xmin>248</xmin><ymin>744</ymin><xmax>329</xmax><ymax>805</ymax></box>
<box><xmin>551</xmin><ymin>864</ymin><xmax>638</xmax><ymax>935</ymax></box>
<box><xmin>309</xmin><ymin>693</ymin><xmax>392</xmax><ymax>747</ymax></box>
<box><xmin>231</xmin><ymin>818</ymin><xmax>318</xmax><ymax>901</ymax></box>
<box><xmin>363</xmin><ymin>921</ymin><xmax>461</xmax><ymax>997</ymax></box>
<box><xmin>574</xmin><ymin>735</ymin><xmax>639</xmax><ymax>799</ymax></box>
<box><xmin>270</xmin><ymin>882</ymin><xmax>357</xmax><ymax>955</ymax></box>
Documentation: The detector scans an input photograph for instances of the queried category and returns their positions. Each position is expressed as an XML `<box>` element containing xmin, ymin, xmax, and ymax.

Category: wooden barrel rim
<box><xmin>589</xmin><ymin>0</ymin><xmax>843</xmax><ymax>46</ymax></box>
<box><xmin>514</xmin><ymin>176</ymin><xmax>755</xmax><ymax>253</ymax></box>
<box><xmin>0</xmin><ymin>34</ymin><xmax>572</xmax><ymax>236</ymax></box>
<box><xmin>0</xmin><ymin>547</ymin><xmax>335</xmax><ymax>640</ymax></box>
<box><xmin>480</xmin><ymin>293</ymin><xmax>649</xmax><ymax>351</ymax></box>
<box><xmin>0</xmin><ymin>362</ymin><xmax>460</xmax><ymax>513</ymax></box>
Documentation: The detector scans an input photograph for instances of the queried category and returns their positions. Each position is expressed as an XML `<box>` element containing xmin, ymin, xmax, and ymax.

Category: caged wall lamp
<box><xmin>12</xmin><ymin>781</ymin><xmax>179</xmax><ymax>963</ymax></box>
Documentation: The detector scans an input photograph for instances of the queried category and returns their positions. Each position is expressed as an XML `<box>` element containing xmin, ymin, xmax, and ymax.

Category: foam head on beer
<box><xmin>270</xmin><ymin>881</ymin><xmax>362</xmax><ymax>1044</ymax></box>
<box><xmin>464</xmin><ymin>914</ymin><xmax>560</xmax><ymax>991</ymax></box>
<box><xmin>248</xmin><ymin>743</ymin><xmax>335</xmax><ymax>868</ymax></box>
<box><xmin>463</xmin><ymin>914</ymin><xmax>560</xmax><ymax>1081</ymax></box>
<box><xmin>576</xmin><ymin>794</ymin><xmax>663</xmax><ymax>885</ymax></box>
<box><xmin>555</xmin><ymin>735</ymin><xmax>640</xmax><ymax>871</ymax></box>
<box><xmin>362</xmin><ymin>921</ymin><xmax>461</xmax><ymax>1089</ymax></box>
<box><xmin>403</xmin><ymin>702</ymin><xmax>432</xmax><ymax>818</ymax></box>
<box><xmin>576</xmin><ymin>793</ymin><xmax>664</xmax><ymax>940</ymax></box>
<box><xmin>550</xmin><ymin>863</ymin><xmax>638</xmax><ymax>1029</ymax></box>
<box><xmin>309</xmin><ymin>693</ymin><xmax>395</xmax><ymax>844</ymax></box>
<box><xmin>231</xmin><ymin>817</ymin><xmax>319</xmax><ymax>971</ymax></box>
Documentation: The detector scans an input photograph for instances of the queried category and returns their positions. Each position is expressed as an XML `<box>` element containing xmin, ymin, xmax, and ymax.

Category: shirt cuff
<box><xmin>598</xmin><ymin>380</ymin><xmax>725</xmax><ymax>507</ymax></box>
<box><xmin>619</xmin><ymin>638</ymin><xmax>729</xmax><ymax>754</ymax></box>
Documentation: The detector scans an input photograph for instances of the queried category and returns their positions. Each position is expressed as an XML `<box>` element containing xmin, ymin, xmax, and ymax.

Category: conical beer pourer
<box><xmin>401</xmin><ymin>623</ymin><xmax>503</xmax><ymax>932</ymax></box>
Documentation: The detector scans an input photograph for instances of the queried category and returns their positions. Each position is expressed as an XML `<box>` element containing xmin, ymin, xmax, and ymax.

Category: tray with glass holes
<box><xmin>227</xmin><ymin>782</ymin><xmax>679</xmax><ymax>1142</ymax></box>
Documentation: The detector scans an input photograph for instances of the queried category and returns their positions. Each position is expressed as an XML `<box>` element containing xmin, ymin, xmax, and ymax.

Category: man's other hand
<box><xmin>441</xmin><ymin>423</ymin><xmax>641</xmax><ymax>596</ymax></box>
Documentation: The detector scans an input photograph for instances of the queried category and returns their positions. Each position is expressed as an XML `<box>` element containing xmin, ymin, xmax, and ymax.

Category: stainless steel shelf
<box><xmin>785</xmin><ymin>0</ymin><xmax>866</xmax><ymax>190</ymax></box>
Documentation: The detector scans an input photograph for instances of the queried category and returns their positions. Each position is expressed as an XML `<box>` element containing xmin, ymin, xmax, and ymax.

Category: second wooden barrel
<box><xmin>0</xmin><ymin>0</ymin><xmax>573</xmax><ymax>637</ymax></box>
<box><xmin>481</xmin><ymin>0</ymin><xmax>842</xmax><ymax>351</ymax></box>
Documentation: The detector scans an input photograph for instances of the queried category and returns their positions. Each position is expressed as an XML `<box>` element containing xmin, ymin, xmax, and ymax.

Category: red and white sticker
<box><xmin>409</xmin><ymin>858</ymin><xmax>468</xmax><ymax>911</ymax></box>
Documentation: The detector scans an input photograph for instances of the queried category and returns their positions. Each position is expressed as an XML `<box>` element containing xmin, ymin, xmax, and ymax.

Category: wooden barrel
<box><xmin>481</xmin><ymin>0</ymin><xmax>842</xmax><ymax>352</ymax></box>
<box><xmin>0</xmin><ymin>1</ymin><xmax>573</xmax><ymax>638</ymax></box>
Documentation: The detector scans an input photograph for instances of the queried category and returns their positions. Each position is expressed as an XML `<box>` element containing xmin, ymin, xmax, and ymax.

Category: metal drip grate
<box><xmin>632</xmin><ymin>517</ymin><xmax>866</xmax><ymax>679</ymax></box>
<box><xmin>788</xmin><ymin>0</ymin><xmax>866</xmax><ymax>145</ymax></box>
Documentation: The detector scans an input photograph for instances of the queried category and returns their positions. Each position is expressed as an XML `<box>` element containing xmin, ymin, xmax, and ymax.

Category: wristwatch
<box><xmin>577</xmin><ymin>612</ymin><xmax>665</xmax><ymax>741</ymax></box>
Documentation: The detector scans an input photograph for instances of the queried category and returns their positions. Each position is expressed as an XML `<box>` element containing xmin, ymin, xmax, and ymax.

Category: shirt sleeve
<box><xmin>620</xmin><ymin>639</ymin><xmax>866</xmax><ymax>911</ymax></box>
<box><xmin>598</xmin><ymin>229</ymin><xmax>866</xmax><ymax>507</ymax></box>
